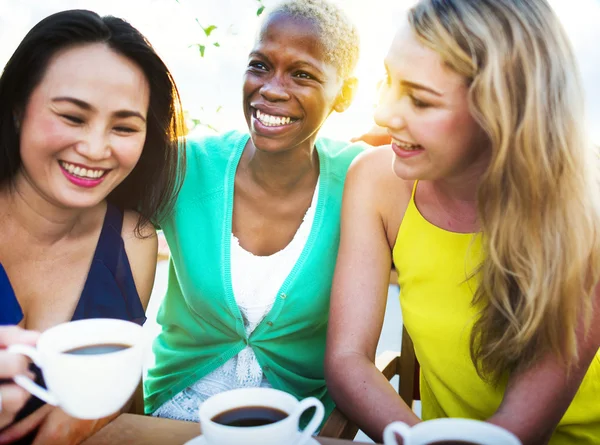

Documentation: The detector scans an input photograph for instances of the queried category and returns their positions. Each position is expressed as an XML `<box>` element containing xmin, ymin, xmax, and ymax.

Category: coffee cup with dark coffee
<box><xmin>7</xmin><ymin>318</ymin><xmax>145</xmax><ymax>419</ymax></box>
<box><xmin>198</xmin><ymin>387</ymin><xmax>324</xmax><ymax>445</ymax></box>
<box><xmin>383</xmin><ymin>419</ymin><xmax>522</xmax><ymax>445</ymax></box>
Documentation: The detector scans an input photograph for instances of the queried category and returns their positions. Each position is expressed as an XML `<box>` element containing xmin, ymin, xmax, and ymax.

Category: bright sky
<box><xmin>1</xmin><ymin>0</ymin><xmax>599</xmax><ymax>143</ymax></box>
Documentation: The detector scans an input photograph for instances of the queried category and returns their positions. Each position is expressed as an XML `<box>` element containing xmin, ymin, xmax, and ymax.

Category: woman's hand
<box><xmin>351</xmin><ymin>125</ymin><xmax>391</xmax><ymax>147</ymax></box>
<box><xmin>0</xmin><ymin>326</ymin><xmax>39</xmax><ymax>429</ymax></box>
<box><xmin>0</xmin><ymin>404</ymin><xmax>117</xmax><ymax>445</ymax></box>
<box><xmin>32</xmin><ymin>406</ymin><xmax>117</xmax><ymax>445</ymax></box>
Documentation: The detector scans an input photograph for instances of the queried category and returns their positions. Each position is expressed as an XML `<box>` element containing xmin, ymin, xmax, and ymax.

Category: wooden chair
<box><xmin>126</xmin><ymin>379</ymin><xmax>146</xmax><ymax>415</ymax></box>
<box><xmin>318</xmin><ymin>327</ymin><xmax>419</xmax><ymax>439</ymax></box>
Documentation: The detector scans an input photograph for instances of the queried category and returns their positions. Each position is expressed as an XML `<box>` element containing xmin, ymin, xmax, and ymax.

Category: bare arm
<box><xmin>488</xmin><ymin>291</ymin><xmax>600</xmax><ymax>445</ymax></box>
<box><xmin>122</xmin><ymin>211</ymin><xmax>158</xmax><ymax>311</ymax></box>
<box><xmin>325</xmin><ymin>149</ymin><xmax>418</xmax><ymax>443</ymax></box>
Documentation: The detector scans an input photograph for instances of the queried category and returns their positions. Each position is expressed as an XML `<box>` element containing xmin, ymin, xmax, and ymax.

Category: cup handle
<box><xmin>383</xmin><ymin>421</ymin><xmax>411</xmax><ymax>445</ymax></box>
<box><xmin>7</xmin><ymin>345</ymin><xmax>59</xmax><ymax>406</ymax></box>
<box><xmin>291</xmin><ymin>397</ymin><xmax>324</xmax><ymax>445</ymax></box>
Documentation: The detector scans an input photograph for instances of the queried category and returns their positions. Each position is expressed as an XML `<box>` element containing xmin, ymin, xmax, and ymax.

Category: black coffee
<box><xmin>428</xmin><ymin>441</ymin><xmax>479</xmax><ymax>445</ymax></box>
<box><xmin>211</xmin><ymin>406</ymin><xmax>288</xmax><ymax>427</ymax></box>
<box><xmin>64</xmin><ymin>343</ymin><xmax>131</xmax><ymax>355</ymax></box>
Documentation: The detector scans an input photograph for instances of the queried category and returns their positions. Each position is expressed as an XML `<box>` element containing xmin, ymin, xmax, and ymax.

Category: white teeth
<box><xmin>393</xmin><ymin>139</ymin><xmax>421</xmax><ymax>151</ymax></box>
<box><xmin>256</xmin><ymin>109</ymin><xmax>293</xmax><ymax>127</ymax></box>
<box><xmin>59</xmin><ymin>161</ymin><xmax>106</xmax><ymax>179</ymax></box>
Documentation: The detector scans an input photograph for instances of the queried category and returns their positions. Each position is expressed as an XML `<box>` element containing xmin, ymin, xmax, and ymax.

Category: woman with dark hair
<box><xmin>0</xmin><ymin>9</ymin><xmax>184</xmax><ymax>444</ymax></box>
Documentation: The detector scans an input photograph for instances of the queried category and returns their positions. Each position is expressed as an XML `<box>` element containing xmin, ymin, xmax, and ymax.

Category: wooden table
<box><xmin>83</xmin><ymin>414</ymin><xmax>373</xmax><ymax>445</ymax></box>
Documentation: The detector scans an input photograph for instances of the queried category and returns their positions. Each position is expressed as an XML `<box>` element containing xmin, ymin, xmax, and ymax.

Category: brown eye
<box><xmin>294</xmin><ymin>72</ymin><xmax>313</xmax><ymax>80</ymax></box>
<box><xmin>410</xmin><ymin>96</ymin><xmax>431</xmax><ymax>108</ymax></box>
<box><xmin>61</xmin><ymin>114</ymin><xmax>84</xmax><ymax>124</ymax></box>
<box><xmin>114</xmin><ymin>126</ymin><xmax>137</xmax><ymax>134</ymax></box>
<box><xmin>248</xmin><ymin>61</ymin><xmax>267</xmax><ymax>71</ymax></box>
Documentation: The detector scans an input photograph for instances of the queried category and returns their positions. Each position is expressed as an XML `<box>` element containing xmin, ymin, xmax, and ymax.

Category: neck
<box><xmin>243</xmin><ymin>141</ymin><xmax>319</xmax><ymax>195</ymax></box>
<box><xmin>430</xmin><ymin>151</ymin><xmax>489</xmax><ymax>223</ymax></box>
<box><xmin>0</xmin><ymin>174</ymin><xmax>88</xmax><ymax>245</ymax></box>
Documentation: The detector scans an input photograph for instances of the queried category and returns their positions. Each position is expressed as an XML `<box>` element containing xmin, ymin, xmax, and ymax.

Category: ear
<box><xmin>333</xmin><ymin>77</ymin><xmax>358</xmax><ymax>113</ymax></box>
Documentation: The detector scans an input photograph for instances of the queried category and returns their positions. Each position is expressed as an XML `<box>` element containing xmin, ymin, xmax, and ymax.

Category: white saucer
<box><xmin>184</xmin><ymin>433</ymin><xmax>320</xmax><ymax>445</ymax></box>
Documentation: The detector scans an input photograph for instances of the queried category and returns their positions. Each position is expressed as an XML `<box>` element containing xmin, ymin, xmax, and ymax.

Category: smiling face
<box><xmin>375</xmin><ymin>25</ymin><xmax>489</xmax><ymax>182</ymax></box>
<box><xmin>16</xmin><ymin>43</ymin><xmax>150</xmax><ymax>210</ymax></box>
<box><xmin>243</xmin><ymin>12</ymin><xmax>345</xmax><ymax>154</ymax></box>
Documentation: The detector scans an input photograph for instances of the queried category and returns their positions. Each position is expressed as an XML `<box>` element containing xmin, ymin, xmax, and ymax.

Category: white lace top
<box><xmin>153</xmin><ymin>180</ymin><xmax>320</xmax><ymax>421</ymax></box>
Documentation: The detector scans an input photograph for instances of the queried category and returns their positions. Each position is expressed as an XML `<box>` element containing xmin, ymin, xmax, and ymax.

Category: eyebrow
<box><xmin>51</xmin><ymin>97</ymin><xmax>146</xmax><ymax>122</ymax></box>
<box><xmin>401</xmin><ymin>80</ymin><xmax>443</xmax><ymax>97</ymax></box>
<box><xmin>248</xmin><ymin>52</ymin><xmax>325</xmax><ymax>77</ymax></box>
<box><xmin>383</xmin><ymin>61</ymin><xmax>444</xmax><ymax>97</ymax></box>
<box><xmin>293</xmin><ymin>61</ymin><xmax>324</xmax><ymax>77</ymax></box>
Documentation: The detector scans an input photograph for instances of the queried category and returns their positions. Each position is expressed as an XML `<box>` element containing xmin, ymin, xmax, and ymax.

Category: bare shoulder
<box><xmin>121</xmin><ymin>211</ymin><xmax>157</xmax><ymax>241</ymax></box>
<box><xmin>347</xmin><ymin>146</ymin><xmax>413</xmax><ymax>241</ymax></box>
<box><xmin>121</xmin><ymin>210</ymin><xmax>158</xmax><ymax>310</ymax></box>
<box><xmin>348</xmin><ymin>145</ymin><xmax>395</xmax><ymax>177</ymax></box>
<box><xmin>348</xmin><ymin>147</ymin><xmax>412</xmax><ymax>195</ymax></box>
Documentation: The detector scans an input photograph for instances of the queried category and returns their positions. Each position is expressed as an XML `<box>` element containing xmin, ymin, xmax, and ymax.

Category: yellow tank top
<box><xmin>393</xmin><ymin>182</ymin><xmax>600</xmax><ymax>444</ymax></box>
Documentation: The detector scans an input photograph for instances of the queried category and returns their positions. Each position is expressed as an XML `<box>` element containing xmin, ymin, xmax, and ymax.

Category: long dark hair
<box><xmin>0</xmin><ymin>9</ymin><xmax>185</xmax><ymax>231</ymax></box>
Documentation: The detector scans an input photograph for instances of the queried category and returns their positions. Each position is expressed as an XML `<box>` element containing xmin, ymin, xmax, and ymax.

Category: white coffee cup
<box><xmin>7</xmin><ymin>318</ymin><xmax>146</xmax><ymax>419</ymax></box>
<box><xmin>383</xmin><ymin>419</ymin><xmax>522</xmax><ymax>445</ymax></box>
<box><xmin>198</xmin><ymin>387</ymin><xmax>324</xmax><ymax>445</ymax></box>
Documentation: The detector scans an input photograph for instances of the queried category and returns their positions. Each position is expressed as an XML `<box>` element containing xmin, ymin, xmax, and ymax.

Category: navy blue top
<box><xmin>0</xmin><ymin>203</ymin><xmax>146</xmax><ymax>439</ymax></box>
<box><xmin>0</xmin><ymin>202</ymin><xmax>146</xmax><ymax>326</ymax></box>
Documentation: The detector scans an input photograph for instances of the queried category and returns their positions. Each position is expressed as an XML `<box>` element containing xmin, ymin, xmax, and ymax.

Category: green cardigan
<box><xmin>144</xmin><ymin>130</ymin><xmax>365</xmax><ymax>417</ymax></box>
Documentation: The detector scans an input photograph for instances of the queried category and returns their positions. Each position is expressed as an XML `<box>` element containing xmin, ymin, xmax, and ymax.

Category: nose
<box><xmin>374</xmin><ymin>92</ymin><xmax>406</xmax><ymax>132</ymax></box>
<box><xmin>74</xmin><ymin>127</ymin><xmax>111</xmax><ymax>161</ymax></box>
<box><xmin>259</xmin><ymin>75</ymin><xmax>291</xmax><ymax>102</ymax></box>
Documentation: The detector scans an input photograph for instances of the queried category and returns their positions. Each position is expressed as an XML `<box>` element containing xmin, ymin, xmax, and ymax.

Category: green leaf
<box><xmin>257</xmin><ymin>5</ymin><xmax>265</xmax><ymax>16</ymax></box>
<box><xmin>203</xmin><ymin>25</ymin><xmax>217</xmax><ymax>37</ymax></box>
<box><xmin>213</xmin><ymin>42</ymin><xmax>220</xmax><ymax>47</ymax></box>
<box><xmin>188</xmin><ymin>44</ymin><xmax>206</xmax><ymax>57</ymax></box>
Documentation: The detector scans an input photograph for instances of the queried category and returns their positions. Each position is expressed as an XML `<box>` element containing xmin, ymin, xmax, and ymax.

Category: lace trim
<box><xmin>152</xmin><ymin>356</ymin><xmax>273</xmax><ymax>422</ymax></box>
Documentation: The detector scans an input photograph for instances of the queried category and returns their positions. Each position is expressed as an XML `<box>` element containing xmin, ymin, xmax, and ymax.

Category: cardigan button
<box><xmin>266</xmin><ymin>321</ymin><xmax>273</xmax><ymax>327</ymax></box>
<box><xmin>280</xmin><ymin>293</ymin><xmax>287</xmax><ymax>299</ymax></box>
<box><xmin>263</xmin><ymin>365</ymin><xmax>270</xmax><ymax>371</ymax></box>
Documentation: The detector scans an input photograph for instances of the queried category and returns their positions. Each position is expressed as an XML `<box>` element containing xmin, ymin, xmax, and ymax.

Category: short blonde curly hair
<box><xmin>265</xmin><ymin>0</ymin><xmax>360</xmax><ymax>80</ymax></box>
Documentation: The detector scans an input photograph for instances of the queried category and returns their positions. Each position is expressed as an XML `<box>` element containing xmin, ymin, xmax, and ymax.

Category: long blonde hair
<box><xmin>408</xmin><ymin>0</ymin><xmax>600</xmax><ymax>381</ymax></box>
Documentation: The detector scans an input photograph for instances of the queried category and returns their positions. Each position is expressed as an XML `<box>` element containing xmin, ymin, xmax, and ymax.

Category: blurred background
<box><xmin>1</xmin><ymin>0</ymin><xmax>599</xmax><ymax>144</ymax></box>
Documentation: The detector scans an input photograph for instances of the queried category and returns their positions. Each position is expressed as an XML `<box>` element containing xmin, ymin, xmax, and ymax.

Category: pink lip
<box><xmin>59</xmin><ymin>163</ymin><xmax>108</xmax><ymax>188</ymax></box>
<box><xmin>391</xmin><ymin>142</ymin><xmax>424</xmax><ymax>159</ymax></box>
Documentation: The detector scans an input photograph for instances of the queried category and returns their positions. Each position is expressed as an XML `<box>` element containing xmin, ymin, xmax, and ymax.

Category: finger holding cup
<box><xmin>6</xmin><ymin>318</ymin><xmax>146</xmax><ymax>420</ymax></box>
<box><xmin>0</xmin><ymin>326</ymin><xmax>40</xmax><ymax>428</ymax></box>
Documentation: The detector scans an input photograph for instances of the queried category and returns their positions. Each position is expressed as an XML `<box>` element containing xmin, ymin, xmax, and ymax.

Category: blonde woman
<box><xmin>325</xmin><ymin>0</ymin><xmax>600</xmax><ymax>444</ymax></box>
